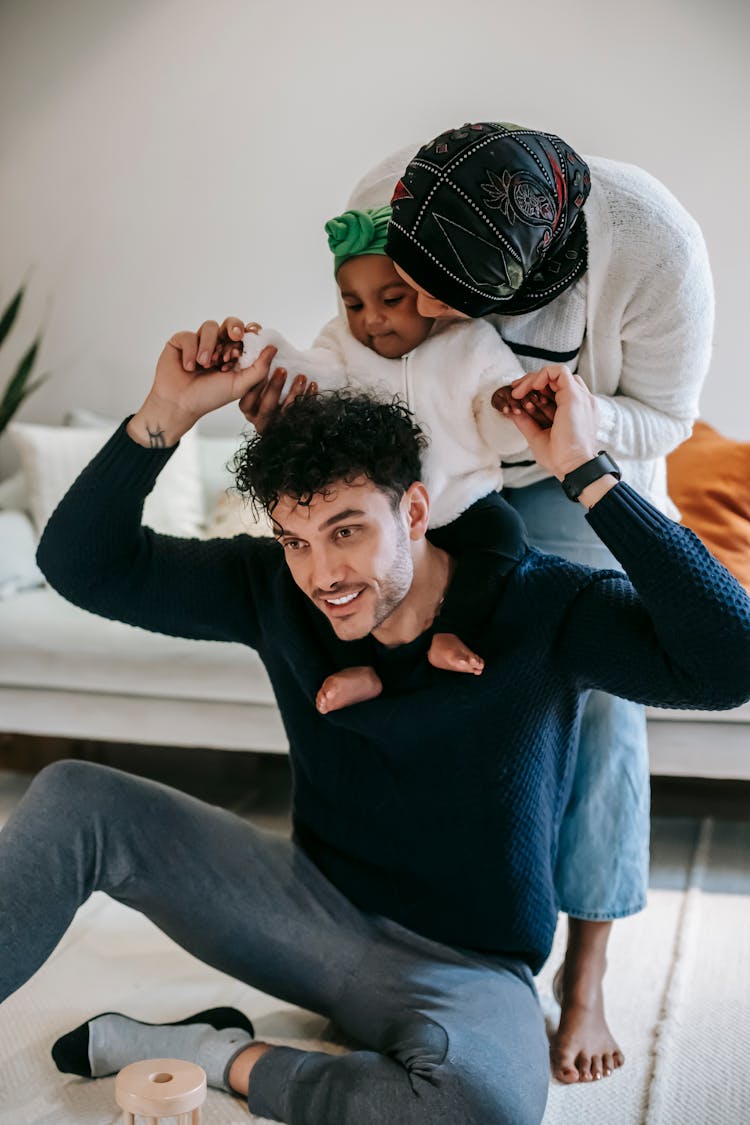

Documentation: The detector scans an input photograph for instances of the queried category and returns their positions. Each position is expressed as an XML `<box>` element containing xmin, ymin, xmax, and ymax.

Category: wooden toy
<box><xmin>114</xmin><ymin>1057</ymin><xmax>207</xmax><ymax>1124</ymax></box>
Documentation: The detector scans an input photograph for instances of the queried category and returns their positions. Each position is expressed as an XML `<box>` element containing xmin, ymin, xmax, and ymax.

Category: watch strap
<box><xmin>561</xmin><ymin>451</ymin><xmax>621</xmax><ymax>502</ymax></box>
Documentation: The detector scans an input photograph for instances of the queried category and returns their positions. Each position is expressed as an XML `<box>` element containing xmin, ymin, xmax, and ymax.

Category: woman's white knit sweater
<box><xmin>238</xmin><ymin>316</ymin><xmax>526</xmax><ymax>528</ymax></box>
<box><xmin>347</xmin><ymin>147</ymin><xmax>715</xmax><ymax>511</ymax></box>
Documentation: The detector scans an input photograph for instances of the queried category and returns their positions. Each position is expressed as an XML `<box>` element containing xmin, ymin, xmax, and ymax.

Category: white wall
<box><xmin>1</xmin><ymin>0</ymin><xmax>748</xmax><ymax>469</ymax></box>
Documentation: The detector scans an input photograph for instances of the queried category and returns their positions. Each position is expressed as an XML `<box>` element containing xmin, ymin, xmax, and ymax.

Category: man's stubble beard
<box><xmin>371</xmin><ymin>523</ymin><xmax>414</xmax><ymax>630</ymax></box>
<box><xmin>343</xmin><ymin>520</ymin><xmax>414</xmax><ymax>640</ymax></box>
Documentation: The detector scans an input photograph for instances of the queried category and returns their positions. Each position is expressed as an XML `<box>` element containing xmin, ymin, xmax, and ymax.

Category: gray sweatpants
<box><xmin>0</xmin><ymin>760</ymin><xmax>550</xmax><ymax>1124</ymax></box>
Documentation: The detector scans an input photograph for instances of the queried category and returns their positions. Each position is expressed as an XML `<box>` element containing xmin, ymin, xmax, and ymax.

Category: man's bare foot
<box><xmin>428</xmin><ymin>632</ymin><xmax>484</xmax><ymax>675</ymax></box>
<box><xmin>549</xmin><ymin>919</ymin><xmax>625</xmax><ymax>1084</ymax></box>
<box><xmin>316</xmin><ymin>666</ymin><xmax>383</xmax><ymax>714</ymax></box>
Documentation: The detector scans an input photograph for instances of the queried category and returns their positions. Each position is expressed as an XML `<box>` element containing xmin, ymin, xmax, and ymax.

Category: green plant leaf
<box><xmin>0</xmin><ymin>376</ymin><xmax>49</xmax><ymax>433</ymax></box>
<box><xmin>0</xmin><ymin>375</ymin><xmax>48</xmax><ymax>433</ymax></box>
<box><xmin>7</xmin><ymin>371</ymin><xmax>50</xmax><ymax>410</ymax></box>
<box><xmin>3</xmin><ymin>336</ymin><xmax>40</xmax><ymax>400</ymax></box>
<box><xmin>0</xmin><ymin>286</ymin><xmax>24</xmax><ymax>350</ymax></box>
<box><xmin>0</xmin><ymin>337</ymin><xmax>41</xmax><ymax>434</ymax></box>
<box><xmin>0</xmin><ymin>285</ymin><xmax>49</xmax><ymax>437</ymax></box>
<box><xmin>22</xmin><ymin>371</ymin><xmax>50</xmax><ymax>396</ymax></box>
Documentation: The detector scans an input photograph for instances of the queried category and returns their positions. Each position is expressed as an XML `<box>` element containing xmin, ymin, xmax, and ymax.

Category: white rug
<box><xmin>1</xmin><ymin>815</ymin><xmax>749</xmax><ymax>1124</ymax></box>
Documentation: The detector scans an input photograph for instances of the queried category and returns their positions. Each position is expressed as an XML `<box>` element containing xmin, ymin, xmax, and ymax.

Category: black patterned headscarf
<box><xmin>385</xmin><ymin>122</ymin><xmax>591</xmax><ymax>317</ymax></box>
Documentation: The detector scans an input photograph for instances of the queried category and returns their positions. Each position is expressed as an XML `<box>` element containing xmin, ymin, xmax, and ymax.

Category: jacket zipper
<box><xmin>401</xmin><ymin>353</ymin><xmax>412</xmax><ymax>410</ymax></box>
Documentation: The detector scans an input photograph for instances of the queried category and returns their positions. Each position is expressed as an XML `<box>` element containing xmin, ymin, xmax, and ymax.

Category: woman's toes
<box><xmin>613</xmin><ymin>1049</ymin><xmax>626</xmax><ymax>1069</ymax></box>
<box><xmin>601</xmin><ymin>1052</ymin><xmax>614</xmax><ymax>1077</ymax></box>
<box><xmin>590</xmin><ymin>1054</ymin><xmax>603</xmax><ymax>1080</ymax></box>
<box><xmin>554</xmin><ymin>1062</ymin><xmax>580</xmax><ymax>1085</ymax></box>
<box><xmin>576</xmin><ymin>1053</ymin><xmax>592</xmax><ymax>1081</ymax></box>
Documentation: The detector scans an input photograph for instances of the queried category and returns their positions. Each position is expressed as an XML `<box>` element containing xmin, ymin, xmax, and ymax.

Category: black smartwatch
<box><xmin>561</xmin><ymin>451</ymin><xmax>621</xmax><ymax>503</ymax></box>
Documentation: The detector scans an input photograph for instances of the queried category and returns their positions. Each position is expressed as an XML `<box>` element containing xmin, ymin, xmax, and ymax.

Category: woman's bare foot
<box><xmin>316</xmin><ymin>666</ymin><xmax>383</xmax><ymax>714</ymax></box>
<box><xmin>549</xmin><ymin>919</ymin><xmax>625</xmax><ymax>1084</ymax></box>
<box><xmin>428</xmin><ymin>632</ymin><xmax>484</xmax><ymax>675</ymax></box>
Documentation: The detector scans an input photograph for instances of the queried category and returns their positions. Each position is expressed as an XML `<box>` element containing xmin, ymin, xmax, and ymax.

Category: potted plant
<box><xmin>0</xmin><ymin>286</ymin><xmax>48</xmax><ymax>436</ymax></box>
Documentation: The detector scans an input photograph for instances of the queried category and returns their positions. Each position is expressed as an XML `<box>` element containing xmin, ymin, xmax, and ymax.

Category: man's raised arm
<box><xmin>499</xmin><ymin>365</ymin><xmax>750</xmax><ymax>712</ymax></box>
<box><xmin>37</xmin><ymin>318</ymin><xmax>281</xmax><ymax>648</ymax></box>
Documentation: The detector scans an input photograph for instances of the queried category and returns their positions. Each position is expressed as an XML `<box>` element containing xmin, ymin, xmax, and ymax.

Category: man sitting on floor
<box><xmin>1</xmin><ymin>321</ymin><xmax>748</xmax><ymax>1125</ymax></box>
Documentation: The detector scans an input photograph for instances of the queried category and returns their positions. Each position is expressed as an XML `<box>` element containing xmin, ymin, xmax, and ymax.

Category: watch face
<box><xmin>598</xmin><ymin>453</ymin><xmax>622</xmax><ymax>480</ymax></box>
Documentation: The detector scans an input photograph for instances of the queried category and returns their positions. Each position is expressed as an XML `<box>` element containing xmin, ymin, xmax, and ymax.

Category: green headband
<box><xmin>325</xmin><ymin>205</ymin><xmax>392</xmax><ymax>274</ymax></box>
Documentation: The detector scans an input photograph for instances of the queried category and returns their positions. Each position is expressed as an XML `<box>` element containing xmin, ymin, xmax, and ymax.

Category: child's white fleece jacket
<box><xmin>238</xmin><ymin>316</ymin><xmax>527</xmax><ymax>528</ymax></box>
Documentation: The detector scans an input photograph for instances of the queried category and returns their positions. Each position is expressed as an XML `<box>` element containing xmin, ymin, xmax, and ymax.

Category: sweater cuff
<box><xmin>585</xmin><ymin>480</ymin><xmax>673</xmax><ymax>550</ymax></box>
<box><xmin>89</xmin><ymin>416</ymin><xmax>181</xmax><ymax>494</ymax></box>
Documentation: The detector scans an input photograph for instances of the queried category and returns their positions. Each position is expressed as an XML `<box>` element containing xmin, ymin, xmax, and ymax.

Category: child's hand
<box><xmin>493</xmin><ymin>365</ymin><xmax>600</xmax><ymax>481</ymax></box>
<box><xmin>186</xmin><ymin>316</ymin><xmax>249</xmax><ymax>372</ymax></box>
<box><xmin>152</xmin><ymin>320</ymin><xmax>277</xmax><ymax>422</ymax></box>
<box><xmin>492</xmin><ymin>381</ymin><xmax>556</xmax><ymax>428</ymax></box>
<box><xmin>189</xmin><ymin>318</ymin><xmax>262</xmax><ymax>373</ymax></box>
<box><xmin>128</xmin><ymin>317</ymin><xmax>277</xmax><ymax>446</ymax></box>
<box><xmin>239</xmin><ymin>368</ymin><xmax>318</xmax><ymax>434</ymax></box>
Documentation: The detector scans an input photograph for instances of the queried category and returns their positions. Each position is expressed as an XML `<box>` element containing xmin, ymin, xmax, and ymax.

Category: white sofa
<box><xmin>1</xmin><ymin>420</ymin><xmax>748</xmax><ymax>777</ymax></box>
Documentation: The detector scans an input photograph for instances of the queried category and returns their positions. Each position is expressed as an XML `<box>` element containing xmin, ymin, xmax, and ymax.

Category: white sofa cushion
<box><xmin>0</xmin><ymin>587</ymin><xmax>275</xmax><ymax>705</ymax></box>
<box><xmin>205</xmin><ymin>490</ymin><xmax>275</xmax><ymax>537</ymax></box>
<box><xmin>196</xmin><ymin>433</ymin><xmax>275</xmax><ymax>537</ymax></box>
<box><xmin>196</xmin><ymin>433</ymin><xmax>244</xmax><ymax>514</ymax></box>
<box><xmin>0</xmin><ymin>510</ymin><xmax>45</xmax><ymax>599</ymax></box>
<box><xmin>9</xmin><ymin>421</ymin><xmax>204</xmax><ymax>537</ymax></box>
<box><xmin>0</xmin><ymin>470</ymin><xmax>28</xmax><ymax>512</ymax></box>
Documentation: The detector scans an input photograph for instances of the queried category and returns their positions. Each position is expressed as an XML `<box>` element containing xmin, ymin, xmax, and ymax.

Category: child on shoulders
<box><xmin>237</xmin><ymin>206</ymin><xmax>552</xmax><ymax>712</ymax></box>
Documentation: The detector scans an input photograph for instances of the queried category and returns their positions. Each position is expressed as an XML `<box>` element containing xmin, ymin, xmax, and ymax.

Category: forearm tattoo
<box><xmin>146</xmin><ymin>425</ymin><xmax>166</xmax><ymax>449</ymax></box>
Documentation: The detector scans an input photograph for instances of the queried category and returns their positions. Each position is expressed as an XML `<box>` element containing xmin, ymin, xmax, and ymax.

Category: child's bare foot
<box><xmin>316</xmin><ymin>666</ymin><xmax>383</xmax><ymax>714</ymax></box>
<box><xmin>428</xmin><ymin>632</ymin><xmax>484</xmax><ymax>675</ymax></box>
<box><xmin>549</xmin><ymin>920</ymin><xmax>625</xmax><ymax>1084</ymax></box>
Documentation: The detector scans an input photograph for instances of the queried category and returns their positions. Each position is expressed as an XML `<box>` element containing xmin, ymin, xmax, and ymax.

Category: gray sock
<box><xmin>88</xmin><ymin>1013</ymin><xmax>253</xmax><ymax>1089</ymax></box>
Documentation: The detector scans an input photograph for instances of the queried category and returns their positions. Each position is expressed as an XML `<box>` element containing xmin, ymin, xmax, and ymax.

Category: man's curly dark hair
<box><xmin>232</xmin><ymin>390</ymin><xmax>428</xmax><ymax>516</ymax></box>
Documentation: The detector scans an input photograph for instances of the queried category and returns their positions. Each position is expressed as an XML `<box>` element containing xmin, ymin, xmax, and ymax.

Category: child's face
<box><xmin>337</xmin><ymin>255</ymin><xmax>434</xmax><ymax>358</ymax></box>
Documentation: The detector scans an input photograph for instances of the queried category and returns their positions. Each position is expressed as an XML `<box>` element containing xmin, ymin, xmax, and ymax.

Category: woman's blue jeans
<box><xmin>504</xmin><ymin>478</ymin><xmax>650</xmax><ymax>919</ymax></box>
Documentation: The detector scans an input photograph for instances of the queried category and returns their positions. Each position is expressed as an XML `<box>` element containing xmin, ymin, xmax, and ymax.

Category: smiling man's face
<box><xmin>272</xmin><ymin>476</ymin><xmax>416</xmax><ymax>641</ymax></box>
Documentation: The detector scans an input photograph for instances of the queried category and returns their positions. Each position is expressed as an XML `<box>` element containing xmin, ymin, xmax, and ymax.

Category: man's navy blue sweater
<box><xmin>37</xmin><ymin>423</ymin><xmax>750</xmax><ymax>972</ymax></box>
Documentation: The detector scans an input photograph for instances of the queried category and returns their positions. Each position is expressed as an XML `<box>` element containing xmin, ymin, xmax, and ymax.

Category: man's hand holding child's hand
<box><xmin>492</xmin><ymin>381</ymin><xmax>556</xmax><ymax>429</ymax></box>
<box><xmin>127</xmin><ymin>317</ymin><xmax>279</xmax><ymax>448</ymax></box>
<box><xmin>495</xmin><ymin>366</ymin><xmax>605</xmax><ymax>490</ymax></box>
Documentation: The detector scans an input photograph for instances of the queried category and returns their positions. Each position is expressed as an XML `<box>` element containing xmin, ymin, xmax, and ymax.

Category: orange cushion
<box><xmin>667</xmin><ymin>421</ymin><xmax>750</xmax><ymax>592</ymax></box>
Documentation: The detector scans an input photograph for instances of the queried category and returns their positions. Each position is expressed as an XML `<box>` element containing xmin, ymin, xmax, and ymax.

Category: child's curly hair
<box><xmin>232</xmin><ymin>390</ymin><xmax>428</xmax><ymax>517</ymax></box>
